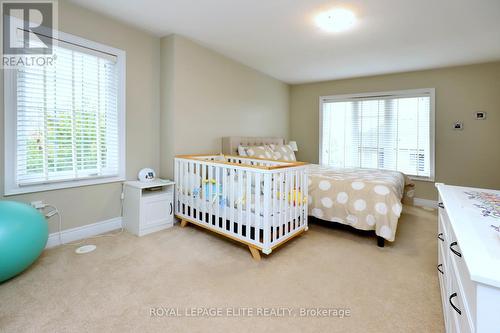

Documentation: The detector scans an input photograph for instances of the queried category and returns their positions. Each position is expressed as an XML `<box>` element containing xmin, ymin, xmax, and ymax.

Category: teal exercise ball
<box><xmin>0</xmin><ymin>201</ymin><xmax>48</xmax><ymax>283</ymax></box>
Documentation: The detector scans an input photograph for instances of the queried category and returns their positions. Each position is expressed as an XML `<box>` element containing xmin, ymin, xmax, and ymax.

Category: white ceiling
<box><xmin>68</xmin><ymin>0</ymin><xmax>500</xmax><ymax>84</ymax></box>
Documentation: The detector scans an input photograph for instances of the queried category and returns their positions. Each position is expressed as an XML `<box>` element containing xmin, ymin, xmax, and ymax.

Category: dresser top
<box><xmin>436</xmin><ymin>183</ymin><xmax>500</xmax><ymax>288</ymax></box>
<box><xmin>125</xmin><ymin>179</ymin><xmax>175</xmax><ymax>189</ymax></box>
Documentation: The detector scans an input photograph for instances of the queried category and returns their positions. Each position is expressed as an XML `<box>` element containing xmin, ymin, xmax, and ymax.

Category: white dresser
<box><xmin>436</xmin><ymin>183</ymin><xmax>500</xmax><ymax>333</ymax></box>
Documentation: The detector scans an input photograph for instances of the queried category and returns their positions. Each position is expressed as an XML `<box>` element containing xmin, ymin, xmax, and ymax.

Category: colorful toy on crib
<box><xmin>277</xmin><ymin>189</ymin><xmax>307</xmax><ymax>206</ymax></box>
<box><xmin>289</xmin><ymin>189</ymin><xmax>307</xmax><ymax>206</ymax></box>
<box><xmin>192</xmin><ymin>178</ymin><xmax>226</xmax><ymax>207</ymax></box>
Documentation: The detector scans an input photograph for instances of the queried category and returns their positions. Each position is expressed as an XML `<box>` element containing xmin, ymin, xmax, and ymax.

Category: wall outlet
<box><xmin>474</xmin><ymin>111</ymin><xmax>487</xmax><ymax>120</ymax></box>
<box><xmin>30</xmin><ymin>201</ymin><xmax>45</xmax><ymax>209</ymax></box>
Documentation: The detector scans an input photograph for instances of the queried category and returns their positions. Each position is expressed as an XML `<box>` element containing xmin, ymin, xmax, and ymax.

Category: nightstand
<box><xmin>123</xmin><ymin>179</ymin><xmax>175</xmax><ymax>236</ymax></box>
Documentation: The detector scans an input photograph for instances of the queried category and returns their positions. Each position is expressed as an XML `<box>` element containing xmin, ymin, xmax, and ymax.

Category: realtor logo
<box><xmin>2</xmin><ymin>1</ymin><xmax>53</xmax><ymax>54</ymax></box>
<box><xmin>1</xmin><ymin>1</ymin><xmax>57</xmax><ymax>68</ymax></box>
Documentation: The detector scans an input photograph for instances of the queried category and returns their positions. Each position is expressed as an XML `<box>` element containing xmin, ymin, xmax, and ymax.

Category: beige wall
<box><xmin>160</xmin><ymin>35</ymin><xmax>290</xmax><ymax>178</ymax></box>
<box><xmin>0</xmin><ymin>1</ymin><xmax>160</xmax><ymax>232</ymax></box>
<box><xmin>160</xmin><ymin>36</ymin><xmax>176</xmax><ymax>180</ymax></box>
<box><xmin>290</xmin><ymin>62</ymin><xmax>500</xmax><ymax>200</ymax></box>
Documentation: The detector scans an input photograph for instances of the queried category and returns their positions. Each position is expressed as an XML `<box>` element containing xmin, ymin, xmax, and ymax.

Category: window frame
<box><xmin>318</xmin><ymin>88</ymin><xmax>435</xmax><ymax>182</ymax></box>
<box><xmin>4</xmin><ymin>29</ymin><xmax>126</xmax><ymax>196</ymax></box>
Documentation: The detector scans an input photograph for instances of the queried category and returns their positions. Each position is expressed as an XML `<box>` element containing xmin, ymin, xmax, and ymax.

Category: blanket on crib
<box><xmin>307</xmin><ymin>165</ymin><xmax>406</xmax><ymax>242</ymax></box>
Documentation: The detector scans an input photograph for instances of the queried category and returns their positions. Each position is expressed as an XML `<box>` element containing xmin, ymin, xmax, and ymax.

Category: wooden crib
<box><xmin>174</xmin><ymin>154</ymin><xmax>308</xmax><ymax>260</ymax></box>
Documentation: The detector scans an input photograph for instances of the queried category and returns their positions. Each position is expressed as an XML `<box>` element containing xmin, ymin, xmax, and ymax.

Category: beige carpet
<box><xmin>0</xmin><ymin>206</ymin><xmax>443</xmax><ymax>332</ymax></box>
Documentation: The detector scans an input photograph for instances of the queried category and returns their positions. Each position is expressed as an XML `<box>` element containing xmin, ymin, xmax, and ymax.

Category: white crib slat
<box><xmin>215</xmin><ymin>165</ymin><xmax>220</xmax><ymax>227</ymax></box>
<box><xmin>301</xmin><ymin>171</ymin><xmax>306</xmax><ymax>227</ymax></box>
<box><xmin>221</xmin><ymin>166</ymin><xmax>227</xmax><ymax>230</ymax></box>
<box><xmin>201</xmin><ymin>163</ymin><xmax>207</xmax><ymax>222</ymax></box>
<box><xmin>208</xmin><ymin>165</ymin><xmax>213</xmax><ymax>224</ymax></box>
<box><xmin>272</xmin><ymin>172</ymin><xmax>277</xmax><ymax>242</ymax></box>
<box><xmin>174</xmin><ymin>159</ymin><xmax>178</xmax><ymax>213</ymax></box>
<box><xmin>282</xmin><ymin>172</ymin><xmax>290</xmax><ymax>236</ymax></box>
<box><xmin>185</xmin><ymin>161</ymin><xmax>189</xmax><ymax>215</ymax></box>
<box><xmin>237</xmin><ymin>169</ymin><xmax>244</xmax><ymax>237</ymax></box>
<box><xmin>290</xmin><ymin>170</ymin><xmax>294</xmax><ymax>231</ymax></box>
<box><xmin>195</xmin><ymin>162</ymin><xmax>200</xmax><ymax>219</ymax></box>
<box><xmin>230</xmin><ymin>168</ymin><xmax>236</xmax><ymax>234</ymax></box>
<box><xmin>189</xmin><ymin>162</ymin><xmax>193</xmax><ymax>218</ymax></box>
<box><xmin>187</xmin><ymin>161</ymin><xmax>192</xmax><ymax>218</ymax></box>
<box><xmin>245</xmin><ymin>171</ymin><xmax>252</xmax><ymax>241</ymax></box>
<box><xmin>289</xmin><ymin>170</ymin><xmax>294</xmax><ymax>233</ymax></box>
<box><xmin>302</xmin><ymin>172</ymin><xmax>307</xmax><ymax>227</ymax></box>
<box><xmin>291</xmin><ymin>171</ymin><xmax>298</xmax><ymax>231</ymax></box>
<box><xmin>184</xmin><ymin>160</ymin><xmax>188</xmax><ymax>214</ymax></box>
<box><xmin>178</xmin><ymin>161</ymin><xmax>185</xmax><ymax>214</ymax></box>
<box><xmin>279</xmin><ymin>171</ymin><xmax>284</xmax><ymax>238</ymax></box>
<box><xmin>254</xmin><ymin>173</ymin><xmax>261</xmax><ymax>232</ymax></box>
<box><xmin>185</xmin><ymin>161</ymin><xmax>189</xmax><ymax>217</ymax></box>
<box><xmin>304</xmin><ymin>172</ymin><xmax>309</xmax><ymax>228</ymax></box>
<box><xmin>293</xmin><ymin>171</ymin><xmax>299</xmax><ymax>230</ymax></box>
<box><xmin>262</xmin><ymin>173</ymin><xmax>271</xmax><ymax>250</ymax></box>
<box><xmin>295</xmin><ymin>171</ymin><xmax>304</xmax><ymax>228</ymax></box>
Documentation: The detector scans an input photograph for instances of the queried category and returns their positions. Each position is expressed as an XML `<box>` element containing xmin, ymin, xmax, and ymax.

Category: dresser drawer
<box><xmin>438</xmin><ymin>246</ymin><xmax>451</xmax><ymax>331</ymax></box>
<box><xmin>448</xmin><ymin>271</ymin><xmax>474</xmax><ymax>333</ymax></box>
<box><xmin>438</xmin><ymin>217</ymin><xmax>448</xmax><ymax>263</ymax></box>
<box><xmin>438</xmin><ymin>200</ymin><xmax>450</xmax><ymax>243</ymax></box>
<box><xmin>447</xmin><ymin>227</ymin><xmax>477</xmax><ymax>326</ymax></box>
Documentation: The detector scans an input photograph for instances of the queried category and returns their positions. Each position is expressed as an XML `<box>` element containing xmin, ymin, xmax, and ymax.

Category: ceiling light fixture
<box><xmin>315</xmin><ymin>8</ymin><xmax>356</xmax><ymax>32</ymax></box>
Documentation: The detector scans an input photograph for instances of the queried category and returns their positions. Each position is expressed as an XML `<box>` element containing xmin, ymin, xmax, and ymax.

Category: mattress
<box><xmin>307</xmin><ymin>164</ymin><xmax>406</xmax><ymax>241</ymax></box>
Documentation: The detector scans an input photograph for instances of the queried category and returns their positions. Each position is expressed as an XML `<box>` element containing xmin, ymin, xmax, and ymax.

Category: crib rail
<box><xmin>174</xmin><ymin>154</ymin><xmax>308</xmax><ymax>255</ymax></box>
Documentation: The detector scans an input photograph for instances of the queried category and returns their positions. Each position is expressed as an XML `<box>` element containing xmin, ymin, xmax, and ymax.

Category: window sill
<box><xmin>4</xmin><ymin>175</ymin><xmax>126</xmax><ymax>196</ymax></box>
<box><xmin>408</xmin><ymin>176</ymin><xmax>435</xmax><ymax>183</ymax></box>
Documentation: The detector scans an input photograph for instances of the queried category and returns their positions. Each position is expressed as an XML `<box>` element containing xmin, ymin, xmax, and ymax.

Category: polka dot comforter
<box><xmin>307</xmin><ymin>165</ymin><xmax>406</xmax><ymax>242</ymax></box>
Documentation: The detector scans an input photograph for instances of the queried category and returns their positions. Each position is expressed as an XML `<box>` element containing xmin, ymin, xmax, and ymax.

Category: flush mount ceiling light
<box><xmin>315</xmin><ymin>8</ymin><xmax>356</xmax><ymax>32</ymax></box>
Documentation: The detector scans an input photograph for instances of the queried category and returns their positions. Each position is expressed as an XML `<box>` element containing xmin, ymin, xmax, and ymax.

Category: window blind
<box><xmin>15</xmin><ymin>42</ymin><xmax>119</xmax><ymax>186</ymax></box>
<box><xmin>321</xmin><ymin>92</ymin><xmax>433</xmax><ymax>178</ymax></box>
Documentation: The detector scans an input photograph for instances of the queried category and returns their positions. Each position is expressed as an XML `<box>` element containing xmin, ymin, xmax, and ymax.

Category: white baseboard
<box><xmin>45</xmin><ymin>217</ymin><xmax>123</xmax><ymax>248</ymax></box>
<box><xmin>413</xmin><ymin>197</ymin><xmax>438</xmax><ymax>209</ymax></box>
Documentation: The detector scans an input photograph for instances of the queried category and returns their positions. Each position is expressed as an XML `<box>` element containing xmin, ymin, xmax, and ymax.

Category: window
<box><xmin>4</xmin><ymin>31</ymin><xmax>126</xmax><ymax>195</ymax></box>
<box><xmin>320</xmin><ymin>89</ymin><xmax>435</xmax><ymax>180</ymax></box>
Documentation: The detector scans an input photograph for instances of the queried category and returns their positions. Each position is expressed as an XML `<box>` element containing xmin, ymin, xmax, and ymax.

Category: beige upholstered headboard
<box><xmin>222</xmin><ymin>137</ymin><xmax>285</xmax><ymax>156</ymax></box>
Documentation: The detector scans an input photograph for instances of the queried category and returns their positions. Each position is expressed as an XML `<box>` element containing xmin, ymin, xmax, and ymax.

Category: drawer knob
<box><xmin>449</xmin><ymin>293</ymin><xmax>462</xmax><ymax>315</ymax></box>
<box><xmin>438</xmin><ymin>202</ymin><xmax>444</xmax><ymax>209</ymax></box>
<box><xmin>449</xmin><ymin>241</ymin><xmax>462</xmax><ymax>258</ymax></box>
<box><xmin>437</xmin><ymin>233</ymin><xmax>444</xmax><ymax>242</ymax></box>
<box><xmin>437</xmin><ymin>264</ymin><xmax>444</xmax><ymax>275</ymax></box>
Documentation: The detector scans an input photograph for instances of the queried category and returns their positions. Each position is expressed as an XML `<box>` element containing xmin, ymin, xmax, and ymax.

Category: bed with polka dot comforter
<box><xmin>307</xmin><ymin>165</ymin><xmax>406</xmax><ymax>242</ymax></box>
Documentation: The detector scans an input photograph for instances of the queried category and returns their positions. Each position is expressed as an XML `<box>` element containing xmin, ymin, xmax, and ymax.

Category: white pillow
<box><xmin>272</xmin><ymin>144</ymin><xmax>296</xmax><ymax>161</ymax></box>
<box><xmin>245</xmin><ymin>145</ymin><xmax>275</xmax><ymax>159</ymax></box>
<box><xmin>237</xmin><ymin>145</ymin><xmax>248</xmax><ymax>156</ymax></box>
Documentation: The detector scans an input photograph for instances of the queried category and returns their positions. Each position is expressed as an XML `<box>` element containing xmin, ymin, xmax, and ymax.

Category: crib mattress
<box><xmin>178</xmin><ymin>193</ymin><xmax>304</xmax><ymax>228</ymax></box>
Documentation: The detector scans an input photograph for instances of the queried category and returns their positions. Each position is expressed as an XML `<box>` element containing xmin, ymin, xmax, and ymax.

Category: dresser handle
<box><xmin>437</xmin><ymin>264</ymin><xmax>444</xmax><ymax>274</ymax></box>
<box><xmin>450</xmin><ymin>242</ymin><xmax>462</xmax><ymax>257</ymax></box>
<box><xmin>437</xmin><ymin>233</ymin><xmax>444</xmax><ymax>242</ymax></box>
<box><xmin>169</xmin><ymin>202</ymin><xmax>173</xmax><ymax>215</ymax></box>
<box><xmin>438</xmin><ymin>202</ymin><xmax>444</xmax><ymax>209</ymax></box>
<box><xmin>449</xmin><ymin>293</ymin><xmax>462</xmax><ymax>315</ymax></box>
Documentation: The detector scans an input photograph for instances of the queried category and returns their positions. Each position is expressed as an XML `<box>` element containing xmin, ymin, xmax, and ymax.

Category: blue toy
<box><xmin>192</xmin><ymin>179</ymin><xmax>226</xmax><ymax>207</ymax></box>
<box><xmin>0</xmin><ymin>201</ymin><xmax>48</xmax><ymax>283</ymax></box>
